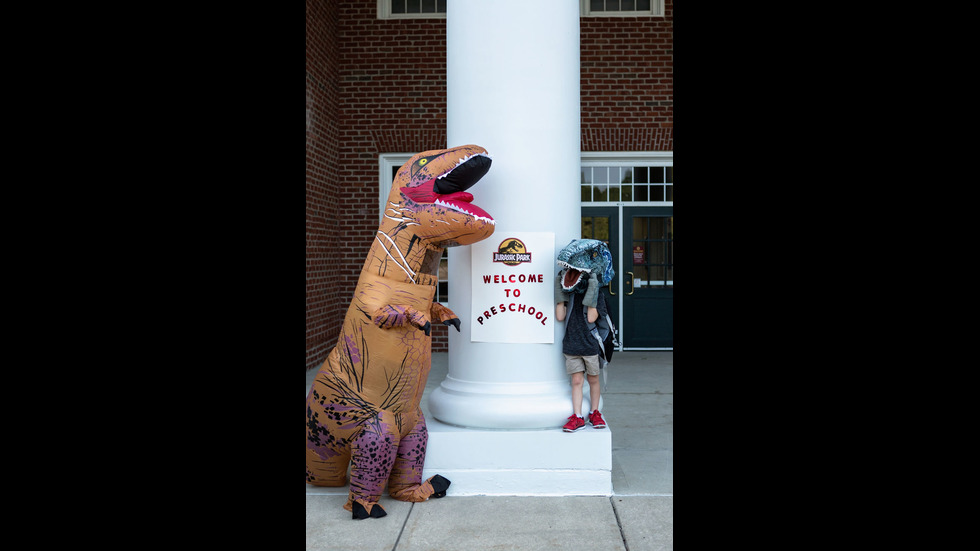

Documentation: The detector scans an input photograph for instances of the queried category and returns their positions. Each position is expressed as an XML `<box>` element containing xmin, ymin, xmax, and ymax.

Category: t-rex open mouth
<box><xmin>402</xmin><ymin>153</ymin><xmax>494</xmax><ymax>224</ymax></box>
<box><xmin>433</xmin><ymin>153</ymin><xmax>491</xmax><ymax>195</ymax></box>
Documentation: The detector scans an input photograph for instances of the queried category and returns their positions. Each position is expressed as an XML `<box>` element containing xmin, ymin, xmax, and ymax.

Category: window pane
<box><xmin>591</xmin><ymin>0</ymin><xmax>604</xmax><ymax>11</ymax></box>
<box><xmin>621</xmin><ymin>168</ymin><xmax>632</xmax><ymax>183</ymax></box>
<box><xmin>438</xmin><ymin>252</ymin><xmax>448</xmax><ymax>302</ymax></box>
<box><xmin>649</xmin><ymin>240</ymin><xmax>665</xmax><ymax>262</ymax></box>
<box><xmin>623</xmin><ymin>0</ymin><xmax>635</xmax><ymax>10</ymax></box>
<box><xmin>647</xmin><ymin>264</ymin><xmax>664</xmax><ymax>281</ymax></box>
<box><xmin>665</xmin><ymin>184</ymin><xmax>673</xmax><ymax>202</ymax></box>
<box><xmin>392</xmin><ymin>0</ymin><xmax>406</xmax><ymax>14</ymax></box>
<box><xmin>634</xmin><ymin>166</ymin><xmax>648</xmax><ymax>184</ymax></box>
<box><xmin>594</xmin><ymin>166</ymin><xmax>609</xmax><ymax>184</ymax></box>
<box><xmin>594</xmin><ymin>217</ymin><xmax>610</xmax><ymax>241</ymax></box>
<box><xmin>638</xmin><ymin>0</ymin><xmax>651</xmax><ymax>10</ymax></box>
<box><xmin>581</xmin><ymin>167</ymin><xmax>592</xmax><ymax>184</ymax></box>
<box><xmin>633</xmin><ymin>219</ymin><xmax>648</xmax><ymax>240</ymax></box>
<box><xmin>649</xmin><ymin>166</ymin><xmax>664</xmax><ymax>183</ymax></box>
<box><xmin>606</xmin><ymin>0</ymin><xmax>621</xmax><ymax>11</ymax></box>
<box><xmin>437</xmin><ymin>0</ymin><xmax>446</xmax><ymax>11</ymax></box>
<box><xmin>634</xmin><ymin>185</ymin><xmax>648</xmax><ymax>201</ymax></box>
<box><xmin>421</xmin><ymin>0</ymin><xmax>435</xmax><ymax>13</ymax></box>
<box><xmin>609</xmin><ymin>185</ymin><xmax>620</xmax><ymax>201</ymax></box>
<box><xmin>594</xmin><ymin>185</ymin><xmax>608</xmax><ymax>201</ymax></box>
<box><xmin>622</xmin><ymin>185</ymin><xmax>633</xmax><ymax>201</ymax></box>
<box><xmin>582</xmin><ymin>217</ymin><xmax>593</xmax><ymax>239</ymax></box>
<box><xmin>649</xmin><ymin>185</ymin><xmax>663</xmax><ymax>201</ymax></box>
<box><xmin>581</xmin><ymin>185</ymin><xmax>592</xmax><ymax>202</ymax></box>
<box><xmin>665</xmin><ymin>166</ymin><xmax>673</xmax><ymax>183</ymax></box>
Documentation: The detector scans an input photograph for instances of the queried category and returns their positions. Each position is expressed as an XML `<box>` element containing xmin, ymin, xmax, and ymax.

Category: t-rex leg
<box><xmin>345</xmin><ymin>412</ymin><xmax>400</xmax><ymax>519</ymax></box>
<box><xmin>306</xmin><ymin>445</ymin><xmax>350</xmax><ymax>487</ymax></box>
<box><xmin>305</xmin><ymin>402</ymin><xmax>351</xmax><ymax>487</ymax></box>
<box><xmin>387</xmin><ymin>413</ymin><xmax>451</xmax><ymax>502</ymax></box>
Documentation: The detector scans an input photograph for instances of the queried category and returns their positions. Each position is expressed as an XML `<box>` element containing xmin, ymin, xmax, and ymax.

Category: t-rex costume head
<box><xmin>366</xmin><ymin>145</ymin><xmax>495</xmax><ymax>284</ymax></box>
<box><xmin>557</xmin><ymin>238</ymin><xmax>615</xmax><ymax>294</ymax></box>
<box><xmin>306</xmin><ymin>145</ymin><xmax>495</xmax><ymax>520</ymax></box>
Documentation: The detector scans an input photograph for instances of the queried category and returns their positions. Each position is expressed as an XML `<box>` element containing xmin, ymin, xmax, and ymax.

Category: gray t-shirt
<box><xmin>562</xmin><ymin>291</ymin><xmax>608</xmax><ymax>357</ymax></box>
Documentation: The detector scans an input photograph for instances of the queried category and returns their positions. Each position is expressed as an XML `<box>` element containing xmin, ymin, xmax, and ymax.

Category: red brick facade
<box><xmin>306</xmin><ymin>0</ymin><xmax>672</xmax><ymax>370</ymax></box>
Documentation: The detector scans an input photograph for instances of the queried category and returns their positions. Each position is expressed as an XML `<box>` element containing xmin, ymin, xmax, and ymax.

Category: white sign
<box><xmin>470</xmin><ymin>232</ymin><xmax>555</xmax><ymax>343</ymax></box>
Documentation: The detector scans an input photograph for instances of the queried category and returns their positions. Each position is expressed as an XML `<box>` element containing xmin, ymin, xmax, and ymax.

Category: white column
<box><xmin>430</xmin><ymin>0</ymin><xmax>593</xmax><ymax>429</ymax></box>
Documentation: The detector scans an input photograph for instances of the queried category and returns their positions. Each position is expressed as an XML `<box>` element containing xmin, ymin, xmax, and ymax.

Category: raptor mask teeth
<box><xmin>561</xmin><ymin>268</ymin><xmax>585</xmax><ymax>291</ymax></box>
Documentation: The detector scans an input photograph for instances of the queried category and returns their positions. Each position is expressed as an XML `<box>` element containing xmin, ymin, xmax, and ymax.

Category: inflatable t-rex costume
<box><xmin>306</xmin><ymin>144</ymin><xmax>495</xmax><ymax>519</ymax></box>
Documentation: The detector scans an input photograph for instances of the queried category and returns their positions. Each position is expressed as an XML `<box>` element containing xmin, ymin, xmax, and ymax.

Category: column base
<box><xmin>421</xmin><ymin>416</ymin><xmax>612</xmax><ymax>496</ymax></box>
<box><xmin>428</xmin><ymin>377</ymin><xmax>602</xmax><ymax>429</ymax></box>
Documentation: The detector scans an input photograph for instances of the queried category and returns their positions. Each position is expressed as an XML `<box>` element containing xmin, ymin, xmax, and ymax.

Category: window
<box><xmin>581</xmin><ymin>0</ymin><xmax>664</xmax><ymax>17</ymax></box>
<box><xmin>378</xmin><ymin>0</ymin><xmax>446</xmax><ymax>20</ymax></box>
<box><xmin>581</xmin><ymin>152</ymin><xmax>673</xmax><ymax>205</ymax></box>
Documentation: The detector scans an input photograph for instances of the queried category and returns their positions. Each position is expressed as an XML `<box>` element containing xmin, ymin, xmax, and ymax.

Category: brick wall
<box><xmin>306</xmin><ymin>0</ymin><xmax>672</xmax><ymax>370</ymax></box>
<box><xmin>307</xmin><ymin>0</ymin><xmax>343</xmax><ymax>370</ymax></box>
<box><xmin>580</xmin><ymin>1</ymin><xmax>673</xmax><ymax>151</ymax></box>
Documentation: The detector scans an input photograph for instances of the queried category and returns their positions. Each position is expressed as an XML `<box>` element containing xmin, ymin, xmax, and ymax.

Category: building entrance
<box><xmin>581</xmin><ymin>206</ymin><xmax>673</xmax><ymax>349</ymax></box>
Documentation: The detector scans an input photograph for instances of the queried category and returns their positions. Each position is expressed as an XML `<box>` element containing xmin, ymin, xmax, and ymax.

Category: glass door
<box><xmin>622</xmin><ymin>207</ymin><xmax>673</xmax><ymax>348</ymax></box>
<box><xmin>580</xmin><ymin>207</ymin><xmax>619</xmax><ymax>351</ymax></box>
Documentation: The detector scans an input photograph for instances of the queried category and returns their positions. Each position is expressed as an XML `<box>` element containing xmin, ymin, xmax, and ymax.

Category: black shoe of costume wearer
<box><xmin>430</xmin><ymin>474</ymin><xmax>451</xmax><ymax>498</ymax></box>
<box><xmin>351</xmin><ymin>501</ymin><xmax>388</xmax><ymax>520</ymax></box>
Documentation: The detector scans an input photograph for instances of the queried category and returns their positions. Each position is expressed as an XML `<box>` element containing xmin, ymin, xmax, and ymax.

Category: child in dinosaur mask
<box><xmin>554</xmin><ymin>239</ymin><xmax>614</xmax><ymax>432</ymax></box>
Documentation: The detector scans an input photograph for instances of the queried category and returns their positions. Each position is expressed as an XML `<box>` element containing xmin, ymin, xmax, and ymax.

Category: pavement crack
<box><xmin>391</xmin><ymin>502</ymin><xmax>413</xmax><ymax>550</ymax></box>
<box><xmin>610</xmin><ymin>496</ymin><xmax>630</xmax><ymax>551</ymax></box>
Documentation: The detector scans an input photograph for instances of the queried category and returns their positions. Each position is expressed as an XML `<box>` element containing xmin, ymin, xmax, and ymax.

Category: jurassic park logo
<box><xmin>492</xmin><ymin>238</ymin><xmax>532</xmax><ymax>266</ymax></box>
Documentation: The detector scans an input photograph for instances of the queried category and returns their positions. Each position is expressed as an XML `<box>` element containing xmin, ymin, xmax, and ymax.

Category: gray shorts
<box><xmin>564</xmin><ymin>354</ymin><xmax>600</xmax><ymax>376</ymax></box>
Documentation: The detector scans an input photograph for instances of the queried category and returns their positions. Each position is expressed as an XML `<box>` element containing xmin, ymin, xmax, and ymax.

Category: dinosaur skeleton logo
<box><xmin>492</xmin><ymin>238</ymin><xmax>532</xmax><ymax>266</ymax></box>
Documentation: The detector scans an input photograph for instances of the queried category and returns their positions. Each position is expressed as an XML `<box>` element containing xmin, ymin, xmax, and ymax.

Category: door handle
<box><xmin>627</xmin><ymin>272</ymin><xmax>635</xmax><ymax>295</ymax></box>
<box><xmin>608</xmin><ymin>281</ymin><xmax>615</xmax><ymax>295</ymax></box>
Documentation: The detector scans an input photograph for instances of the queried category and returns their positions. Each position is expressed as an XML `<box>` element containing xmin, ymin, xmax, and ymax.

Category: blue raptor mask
<box><xmin>556</xmin><ymin>239</ymin><xmax>615</xmax><ymax>293</ymax></box>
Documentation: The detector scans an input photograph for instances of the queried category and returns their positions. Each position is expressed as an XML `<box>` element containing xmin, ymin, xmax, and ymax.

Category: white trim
<box><xmin>583</xmin><ymin>202</ymin><xmax>673</xmax><ymax>207</ymax></box>
<box><xmin>580</xmin><ymin>0</ymin><xmax>665</xmax><ymax>17</ymax></box>
<box><xmin>581</xmin><ymin>151</ymin><xmax>672</xmax><ymax>165</ymax></box>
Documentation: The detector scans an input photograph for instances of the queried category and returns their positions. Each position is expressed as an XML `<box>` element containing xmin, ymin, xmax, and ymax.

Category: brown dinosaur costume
<box><xmin>306</xmin><ymin>144</ymin><xmax>495</xmax><ymax>519</ymax></box>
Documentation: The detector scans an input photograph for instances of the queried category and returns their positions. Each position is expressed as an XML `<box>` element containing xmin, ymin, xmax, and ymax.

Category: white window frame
<box><xmin>580</xmin><ymin>0</ymin><xmax>665</xmax><ymax>17</ymax></box>
<box><xmin>377</xmin><ymin>0</ymin><xmax>446</xmax><ymax>20</ymax></box>
<box><xmin>581</xmin><ymin>151</ymin><xmax>673</xmax><ymax>207</ymax></box>
<box><xmin>379</xmin><ymin>153</ymin><xmax>413</xmax><ymax>221</ymax></box>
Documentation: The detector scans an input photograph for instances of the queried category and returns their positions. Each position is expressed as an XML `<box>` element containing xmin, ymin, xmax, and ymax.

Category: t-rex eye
<box><xmin>418</xmin><ymin>158</ymin><xmax>428</xmax><ymax>166</ymax></box>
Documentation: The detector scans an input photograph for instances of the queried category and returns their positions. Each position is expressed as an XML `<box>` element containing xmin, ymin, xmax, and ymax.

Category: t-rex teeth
<box><xmin>434</xmin><ymin>198</ymin><xmax>485</xmax><ymax>221</ymax></box>
<box><xmin>436</xmin><ymin>152</ymin><xmax>493</xmax><ymax>179</ymax></box>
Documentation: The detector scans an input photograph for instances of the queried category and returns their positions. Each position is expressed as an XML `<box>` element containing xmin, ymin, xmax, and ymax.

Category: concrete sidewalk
<box><xmin>306</xmin><ymin>350</ymin><xmax>673</xmax><ymax>550</ymax></box>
